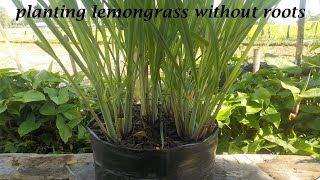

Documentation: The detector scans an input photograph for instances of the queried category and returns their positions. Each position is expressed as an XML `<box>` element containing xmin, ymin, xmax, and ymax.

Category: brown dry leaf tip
<box><xmin>133</xmin><ymin>131</ymin><xmax>147</xmax><ymax>138</ymax></box>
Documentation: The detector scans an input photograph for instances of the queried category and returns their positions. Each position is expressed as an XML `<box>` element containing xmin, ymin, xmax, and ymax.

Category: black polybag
<box><xmin>88</xmin><ymin>120</ymin><xmax>219</xmax><ymax>180</ymax></box>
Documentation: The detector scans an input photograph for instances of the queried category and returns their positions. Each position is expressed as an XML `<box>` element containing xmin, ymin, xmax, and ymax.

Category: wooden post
<box><xmin>287</xmin><ymin>25</ymin><xmax>291</xmax><ymax>39</ymax></box>
<box><xmin>253</xmin><ymin>48</ymin><xmax>261</xmax><ymax>73</ymax></box>
<box><xmin>0</xmin><ymin>23</ymin><xmax>24</xmax><ymax>72</ymax></box>
<box><xmin>64</xmin><ymin>34</ymin><xmax>77</xmax><ymax>74</ymax></box>
<box><xmin>315</xmin><ymin>22</ymin><xmax>318</xmax><ymax>37</ymax></box>
<box><xmin>268</xmin><ymin>26</ymin><xmax>271</xmax><ymax>39</ymax></box>
<box><xmin>69</xmin><ymin>55</ymin><xmax>77</xmax><ymax>75</ymax></box>
<box><xmin>261</xmin><ymin>28</ymin><xmax>265</xmax><ymax>38</ymax></box>
<box><xmin>295</xmin><ymin>0</ymin><xmax>306</xmax><ymax>66</ymax></box>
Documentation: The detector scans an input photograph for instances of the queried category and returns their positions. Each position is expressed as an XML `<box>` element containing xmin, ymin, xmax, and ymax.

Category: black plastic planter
<box><xmin>88</xmin><ymin>119</ymin><xmax>219</xmax><ymax>180</ymax></box>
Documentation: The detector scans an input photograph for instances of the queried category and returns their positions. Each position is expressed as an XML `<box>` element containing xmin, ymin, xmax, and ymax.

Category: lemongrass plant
<box><xmin>13</xmin><ymin>0</ymin><xmax>280</xmax><ymax>144</ymax></box>
<box><xmin>159</xmin><ymin>0</ymin><xmax>281</xmax><ymax>140</ymax></box>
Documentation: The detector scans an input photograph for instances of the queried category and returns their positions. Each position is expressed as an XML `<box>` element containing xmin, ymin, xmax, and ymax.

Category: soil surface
<box><xmin>90</xmin><ymin>105</ymin><xmax>217</xmax><ymax>150</ymax></box>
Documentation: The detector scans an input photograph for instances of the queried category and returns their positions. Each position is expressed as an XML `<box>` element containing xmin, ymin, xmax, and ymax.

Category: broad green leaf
<box><xmin>18</xmin><ymin>114</ymin><xmax>42</xmax><ymax>136</ymax></box>
<box><xmin>40</xmin><ymin>101</ymin><xmax>57</xmax><ymax>116</ymax></box>
<box><xmin>304</xmin><ymin>55</ymin><xmax>320</xmax><ymax>68</ymax></box>
<box><xmin>261</xmin><ymin>107</ymin><xmax>281</xmax><ymax>128</ymax></box>
<box><xmin>292</xmin><ymin>138</ymin><xmax>319</xmax><ymax>156</ymax></box>
<box><xmin>299</xmin><ymin>88</ymin><xmax>320</xmax><ymax>98</ymax></box>
<box><xmin>33</xmin><ymin>70</ymin><xmax>62</xmax><ymax>89</ymax></box>
<box><xmin>228</xmin><ymin>143</ymin><xmax>244</xmax><ymax>154</ymax></box>
<box><xmin>278</xmin><ymin>90</ymin><xmax>292</xmax><ymax>98</ymax></box>
<box><xmin>14</xmin><ymin>90</ymin><xmax>46</xmax><ymax>103</ymax></box>
<box><xmin>43</xmin><ymin>87</ymin><xmax>57</xmax><ymax>97</ymax></box>
<box><xmin>78</xmin><ymin>125</ymin><xmax>87</xmax><ymax>139</ymax></box>
<box><xmin>229</xmin><ymin>92</ymin><xmax>248</xmax><ymax>103</ymax></box>
<box><xmin>264</xmin><ymin>80</ymin><xmax>281</xmax><ymax>95</ymax></box>
<box><xmin>265</xmin><ymin>56</ymin><xmax>302</xmax><ymax>74</ymax></box>
<box><xmin>246</xmin><ymin>105</ymin><xmax>262</xmax><ymax>115</ymax></box>
<box><xmin>44</xmin><ymin>88</ymin><xmax>69</xmax><ymax>105</ymax></box>
<box><xmin>0</xmin><ymin>100</ymin><xmax>7</xmax><ymax>114</ymax></box>
<box><xmin>57</xmin><ymin>104</ymin><xmax>77</xmax><ymax>113</ymax></box>
<box><xmin>245</xmin><ymin>139</ymin><xmax>263</xmax><ymax>154</ymax></box>
<box><xmin>3</xmin><ymin>141</ymin><xmax>19</xmax><ymax>153</ymax></box>
<box><xmin>63</xmin><ymin>109</ymin><xmax>81</xmax><ymax>120</ymax></box>
<box><xmin>216</xmin><ymin>105</ymin><xmax>233</xmax><ymax>121</ymax></box>
<box><xmin>67</xmin><ymin>118</ymin><xmax>82</xmax><ymax>128</ymax></box>
<box><xmin>300</xmin><ymin>105</ymin><xmax>320</xmax><ymax>114</ymax></box>
<box><xmin>263</xmin><ymin>135</ymin><xmax>298</xmax><ymax>153</ymax></box>
<box><xmin>52</xmin><ymin>88</ymin><xmax>69</xmax><ymax>105</ymax></box>
<box><xmin>251</xmin><ymin>86</ymin><xmax>271</xmax><ymax>105</ymax></box>
<box><xmin>309</xmin><ymin>44</ymin><xmax>320</xmax><ymax>52</ymax></box>
<box><xmin>260</xmin><ymin>143</ymin><xmax>278</xmax><ymax>149</ymax></box>
<box><xmin>0</xmin><ymin>115</ymin><xmax>12</xmax><ymax>125</ymax></box>
<box><xmin>281</xmin><ymin>81</ymin><xmax>300</xmax><ymax>95</ymax></box>
<box><xmin>7</xmin><ymin>105</ymin><xmax>21</xmax><ymax>115</ymax></box>
<box><xmin>260</xmin><ymin>125</ymin><xmax>274</xmax><ymax>137</ymax></box>
<box><xmin>23</xmin><ymin>90</ymin><xmax>46</xmax><ymax>102</ymax></box>
<box><xmin>62</xmin><ymin>109</ymin><xmax>81</xmax><ymax>120</ymax></box>
<box><xmin>305</xmin><ymin>118</ymin><xmax>320</xmax><ymax>131</ymax></box>
<box><xmin>239</xmin><ymin>116</ymin><xmax>260</xmax><ymax>130</ymax></box>
<box><xmin>56</xmin><ymin>114</ymin><xmax>72</xmax><ymax>143</ymax></box>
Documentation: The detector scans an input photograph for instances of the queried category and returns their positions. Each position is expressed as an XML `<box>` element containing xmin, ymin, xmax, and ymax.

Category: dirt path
<box><xmin>0</xmin><ymin>42</ymin><xmax>319</xmax><ymax>72</ymax></box>
<box><xmin>0</xmin><ymin>43</ymin><xmax>71</xmax><ymax>72</ymax></box>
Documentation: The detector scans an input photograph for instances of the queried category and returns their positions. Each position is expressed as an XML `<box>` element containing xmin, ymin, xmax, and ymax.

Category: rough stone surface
<box><xmin>0</xmin><ymin>154</ymin><xmax>319</xmax><ymax>180</ymax></box>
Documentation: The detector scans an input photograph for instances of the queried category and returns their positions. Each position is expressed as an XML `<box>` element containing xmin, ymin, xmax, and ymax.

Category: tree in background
<box><xmin>0</xmin><ymin>6</ymin><xmax>11</xmax><ymax>28</ymax></box>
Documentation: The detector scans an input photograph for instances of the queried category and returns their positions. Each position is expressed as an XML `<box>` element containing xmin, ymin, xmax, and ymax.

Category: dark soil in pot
<box><xmin>88</xmin><ymin>105</ymin><xmax>219</xmax><ymax>180</ymax></box>
<box><xmin>91</xmin><ymin>105</ymin><xmax>198</xmax><ymax>149</ymax></box>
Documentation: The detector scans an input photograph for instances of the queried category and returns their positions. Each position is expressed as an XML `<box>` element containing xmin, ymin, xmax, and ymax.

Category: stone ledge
<box><xmin>0</xmin><ymin>154</ymin><xmax>319</xmax><ymax>180</ymax></box>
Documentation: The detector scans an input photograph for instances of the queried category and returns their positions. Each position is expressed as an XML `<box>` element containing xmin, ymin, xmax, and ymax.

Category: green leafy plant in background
<box><xmin>217</xmin><ymin>57</ymin><xmax>320</xmax><ymax>156</ymax></box>
<box><xmin>0</xmin><ymin>68</ymin><xmax>94</xmax><ymax>153</ymax></box>
<box><xmin>281</xmin><ymin>78</ymin><xmax>320</xmax><ymax>121</ymax></box>
<box><xmin>13</xmin><ymin>0</ymin><xmax>280</xmax><ymax>146</ymax></box>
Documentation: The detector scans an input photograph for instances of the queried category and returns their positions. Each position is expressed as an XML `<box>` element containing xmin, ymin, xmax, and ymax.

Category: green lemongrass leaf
<box><xmin>13</xmin><ymin>0</ymin><xmax>281</xmax><ymax>143</ymax></box>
